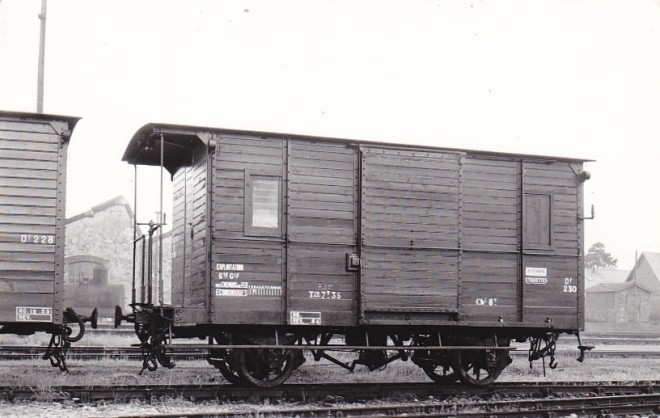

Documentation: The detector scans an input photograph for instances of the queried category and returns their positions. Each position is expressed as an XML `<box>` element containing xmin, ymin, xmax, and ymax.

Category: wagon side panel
<box><xmin>210</xmin><ymin>135</ymin><xmax>285</xmax><ymax>324</ymax></box>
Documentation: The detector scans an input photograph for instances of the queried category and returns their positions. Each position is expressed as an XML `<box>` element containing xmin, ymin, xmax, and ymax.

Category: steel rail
<box><xmin>1</xmin><ymin>345</ymin><xmax>660</xmax><ymax>360</ymax></box>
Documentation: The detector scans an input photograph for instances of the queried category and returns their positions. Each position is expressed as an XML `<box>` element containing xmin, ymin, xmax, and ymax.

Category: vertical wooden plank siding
<box><xmin>169</xmin><ymin>144</ymin><xmax>208</xmax><ymax>312</ymax></box>
<box><xmin>210</xmin><ymin>135</ymin><xmax>285</xmax><ymax>324</ymax></box>
<box><xmin>0</xmin><ymin>116</ymin><xmax>69</xmax><ymax>324</ymax></box>
<box><xmin>286</xmin><ymin>140</ymin><xmax>357</xmax><ymax>326</ymax></box>
<box><xmin>360</xmin><ymin>147</ymin><xmax>461</xmax><ymax>315</ymax></box>
<box><xmin>188</xmin><ymin>146</ymin><xmax>209</xmax><ymax>306</ymax></box>
<box><xmin>170</xmin><ymin>166</ymin><xmax>186</xmax><ymax>307</ymax></box>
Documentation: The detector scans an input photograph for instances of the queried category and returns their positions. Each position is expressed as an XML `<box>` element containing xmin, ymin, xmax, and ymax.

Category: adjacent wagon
<box><xmin>0</xmin><ymin>111</ymin><xmax>95</xmax><ymax>370</ymax></box>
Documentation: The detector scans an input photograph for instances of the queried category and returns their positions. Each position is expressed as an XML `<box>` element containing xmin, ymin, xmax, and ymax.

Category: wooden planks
<box><xmin>463</xmin><ymin>158</ymin><xmax>519</xmax><ymax>253</ymax></box>
<box><xmin>361</xmin><ymin>148</ymin><xmax>460</xmax><ymax>249</ymax></box>
<box><xmin>288</xmin><ymin>140</ymin><xmax>355</xmax><ymax>245</ymax></box>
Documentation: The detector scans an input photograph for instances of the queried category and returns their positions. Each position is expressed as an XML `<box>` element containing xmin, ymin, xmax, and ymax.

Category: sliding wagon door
<box><xmin>359</xmin><ymin>147</ymin><xmax>461</xmax><ymax>323</ymax></box>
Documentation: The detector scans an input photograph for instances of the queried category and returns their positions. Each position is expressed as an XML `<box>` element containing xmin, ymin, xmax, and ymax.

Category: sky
<box><xmin>1</xmin><ymin>0</ymin><xmax>659</xmax><ymax>269</ymax></box>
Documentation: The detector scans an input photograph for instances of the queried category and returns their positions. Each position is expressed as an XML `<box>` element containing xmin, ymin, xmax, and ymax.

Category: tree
<box><xmin>585</xmin><ymin>242</ymin><xmax>618</xmax><ymax>269</ymax></box>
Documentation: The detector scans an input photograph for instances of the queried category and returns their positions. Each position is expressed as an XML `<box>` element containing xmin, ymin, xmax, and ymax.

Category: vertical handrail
<box><xmin>158</xmin><ymin>133</ymin><xmax>165</xmax><ymax>305</ymax></box>
<box><xmin>147</xmin><ymin>228</ymin><xmax>153</xmax><ymax>305</ymax></box>
<box><xmin>131</xmin><ymin>165</ymin><xmax>138</xmax><ymax>306</ymax></box>
<box><xmin>141</xmin><ymin>236</ymin><xmax>146</xmax><ymax>304</ymax></box>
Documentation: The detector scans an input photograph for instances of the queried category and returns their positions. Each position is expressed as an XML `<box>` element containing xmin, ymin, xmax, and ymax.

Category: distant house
<box><xmin>626</xmin><ymin>252</ymin><xmax>660</xmax><ymax>321</ymax></box>
<box><xmin>625</xmin><ymin>252</ymin><xmax>660</xmax><ymax>293</ymax></box>
<box><xmin>586</xmin><ymin>281</ymin><xmax>653</xmax><ymax>322</ymax></box>
<box><xmin>585</xmin><ymin>252</ymin><xmax>660</xmax><ymax>323</ymax></box>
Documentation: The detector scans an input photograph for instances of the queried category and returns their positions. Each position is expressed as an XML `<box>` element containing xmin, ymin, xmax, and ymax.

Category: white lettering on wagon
<box><xmin>525</xmin><ymin>267</ymin><xmax>547</xmax><ymax>277</ymax></box>
<box><xmin>16</xmin><ymin>307</ymin><xmax>52</xmax><ymax>322</ymax></box>
<box><xmin>216</xmin><ymin>264</ymin><xmax>244</xmax><ymax>280</ymax></box>
<box><xmin>563</xmin><ymin>277</ymin><xmax>577</xmax><ymax>293</ymax></box>
<box><xmin>290</xmin><ymin>311</ymin><xmax>321</xmax><ymax>325</ymax></box>
<box><xmin>214</xmin><ymin>282</ymin><xmax>282</xmax><ymax>297</ymax></box>
<box><xmin>308</xmin><ymin>291</ymin><xmax>342</xmax><ymax>300</ymax></box>
<box><xmin>525</xmin><ymin>266</ymin><xmax>548</xmax><ymax>285</ymax></box>
<box><xmin>475</xmin><ymin>298</ymin><xmax>498</xmax><ymax>306</ymax></box>
<box><xmin>525</xmin><ymin>276</ymin><xmax>548</xmax><ymax>285</ymax></box>
<box><xmin>20</xmin><ymin>234</ymin><xmax>55</xmax><ymax>245</ymax></box>
<box><xmin>218</xmin><ymin>272</ymin><xmax>242</xmax><ymax>280</ymax></box>
<box><xmin>216</xmin><ymin>263</ymin><xmax>244</xmax><ymax>271</ymax></box>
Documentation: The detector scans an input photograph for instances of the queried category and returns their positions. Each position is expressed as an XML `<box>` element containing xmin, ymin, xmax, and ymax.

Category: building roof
<box><xmin>626</xmin><ymin>252</ymin><xmax>660</xmax><ymax>283</ymax></box>
<box><xmin>587</xmin><ymin>281</ymin><xmax>653</xmax><ymax>294</ymax></box>
<box><xmin>67</xmin><ymin>195</ymin><xmax>134</xmax><ymax>224</ymax></box>
<box><xmin>585</xmin><ymin>268</ymin><xmax>630</xmax><ymax>289</ymax></box>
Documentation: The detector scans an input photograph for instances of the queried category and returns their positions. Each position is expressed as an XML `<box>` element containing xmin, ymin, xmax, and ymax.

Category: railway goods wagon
<box><xmin>120</xmin><ymin>122</ymin><xmax>593</xmax><ymax>386</ymax></box>
<box><xmin>0</xmin><ymin>111</ymin><xmax>95</xmax><ymax>370</ymax></box>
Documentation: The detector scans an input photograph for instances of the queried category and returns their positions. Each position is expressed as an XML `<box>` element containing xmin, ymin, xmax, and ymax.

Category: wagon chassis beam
<box><xmin>166</xmin><ymin>343</ymin><xmax>516</xmax><ymax>352</ymax></box>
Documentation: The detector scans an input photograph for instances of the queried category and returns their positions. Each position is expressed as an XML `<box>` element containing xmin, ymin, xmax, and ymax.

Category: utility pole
<box><xmin>37</xmin><ymin>0</ymin><xmax>47</xmax><ymax>113</ymax></box>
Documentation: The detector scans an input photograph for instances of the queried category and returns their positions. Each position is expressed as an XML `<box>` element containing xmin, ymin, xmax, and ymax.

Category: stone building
<box><xmin>65</xmin><ymin>196</ymin><xmax>172</xmax><ymax>321</ymax></box>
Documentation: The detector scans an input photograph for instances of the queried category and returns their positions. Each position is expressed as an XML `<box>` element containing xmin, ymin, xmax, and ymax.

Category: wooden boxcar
<box><xmin>0</xmin><ymin>111</ymin><xmax>93</xmax><ymax>369</ymax></box>
<box><xmin>122</xmin><ymin>122</ymin><xmax>592</xmax><ymax>386</ymax></box>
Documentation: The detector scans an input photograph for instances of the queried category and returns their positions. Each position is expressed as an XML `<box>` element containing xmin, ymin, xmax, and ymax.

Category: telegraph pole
<box><xmin>37</xmin><ymin>0</ymin><xmax>47</xmax><ymax>113</ymax></box>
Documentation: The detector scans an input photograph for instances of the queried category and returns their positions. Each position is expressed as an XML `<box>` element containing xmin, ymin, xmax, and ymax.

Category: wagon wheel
<box><xmin>209</xmin><ymin>349</ymin><xmax>243</xmax><ymax>384</ymax></box>
<box><xmin>215</xmin><ymin>358</ymin><xmax>243</xmax><ymax>385</ymax></box>
<box><xmin>453</xmin><ymin>349</ymin><xmax>510</xmax><ymax>386</ymax></box>
<box><xmin>208</xmin><ymin>335</ymin><xmax>243</xmax><ymax>384</ymax></box>
<box><xmin>423</xmin><ymin>364</ymin><xmax>459</xmax><ymax>384</ymax></box>
<box><xmin>235</xmin><ymin>347</ymin><xmax>297</xmax><ymax>388</ymax></box>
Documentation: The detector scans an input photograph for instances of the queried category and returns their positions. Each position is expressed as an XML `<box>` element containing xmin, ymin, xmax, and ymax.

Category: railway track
<box><xmin>1</xmin><ymin>381</ymin><xmax>659</xmax><ymax>417</ymax></box>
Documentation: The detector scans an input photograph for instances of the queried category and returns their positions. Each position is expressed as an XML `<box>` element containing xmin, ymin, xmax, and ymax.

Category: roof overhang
<box><xmin>0</xmin><ymin>110</ymin><xmax>80</xmax><ymax>144</ymax></box>
<box><xmin>122</xmin><ymin>123</ymin><xmax>211</xmax><ymax>176</ymax></box>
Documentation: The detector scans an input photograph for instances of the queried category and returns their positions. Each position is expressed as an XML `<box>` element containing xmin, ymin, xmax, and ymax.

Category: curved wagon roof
<box><xmin>122</xmin><ymin>121</ymin><xmax>592</xmax><ymax>176</ymax></box>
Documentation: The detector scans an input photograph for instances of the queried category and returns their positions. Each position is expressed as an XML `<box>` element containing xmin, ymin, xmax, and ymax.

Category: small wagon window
<box><xmin>245</xmin><ymin>173</ymin><xmax>281</xmax><ymax>237</ymax></box>
<box><xmin>523</xmin><ymin>193</ymin><xmax>553</xmax><ymax>249</ymax></box>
